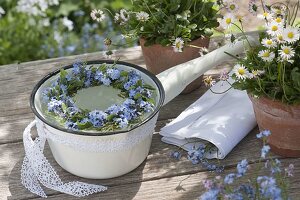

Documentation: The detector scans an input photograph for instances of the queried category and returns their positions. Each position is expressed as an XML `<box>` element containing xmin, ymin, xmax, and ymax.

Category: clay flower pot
<box><xmin>249</xmin><ymin>94</ymin><xmax>300</xmax><ymax>157</ymax></box>
<box><xmin>140</xmin><ymin>37</ymin><xmax>210</xmax><ymax>94</ymax></box>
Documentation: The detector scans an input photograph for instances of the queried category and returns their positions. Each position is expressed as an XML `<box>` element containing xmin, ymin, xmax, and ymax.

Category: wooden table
<box><xmin>0</xmin><ymin>42</ymin><xmax>299</xmax><ymax>200</ymax></box>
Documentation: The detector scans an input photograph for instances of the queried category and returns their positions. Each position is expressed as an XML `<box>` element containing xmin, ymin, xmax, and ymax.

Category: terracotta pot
<box><xmin>140</xmin><ymin>37</ymin><xmax>210</xmax><ymax>94</ymax></box>
<box><xmin>249</xmin><ymin>94</ymin><xmax>300</xmax><ymax>157</ymax></box>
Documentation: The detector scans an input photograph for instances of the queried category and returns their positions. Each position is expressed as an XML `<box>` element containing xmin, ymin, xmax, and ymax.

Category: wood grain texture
<box><xmin>26</xmin><ymin>158</ymin><xmax>300</xmax><ymax>200</ymax></box>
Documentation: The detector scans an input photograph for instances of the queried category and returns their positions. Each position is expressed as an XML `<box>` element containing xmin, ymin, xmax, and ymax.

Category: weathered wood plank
<box><xmin>0</xmin><ymin>127</ymin><xmax>275</xmax><ymax>199</ymax></box>
<box><xmin>6</xmin><ymin>158</ymin><xmax>300</xmax><ymax>200</ymax></box>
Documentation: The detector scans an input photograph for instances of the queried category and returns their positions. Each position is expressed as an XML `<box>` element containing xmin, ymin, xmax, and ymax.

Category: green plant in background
<box><xmin>93</xmin><ymin>0</ymin><xmax>220</xmax><ymax>52</ymax></box>
<box><xmin>127</xmin><ymin>0</ymin><xmax>219</xmax><ymax>47</ymax></box>
<box><xmin>0</xmin><ymin>0</ymin><xmax>132</xmax><ymax>65</ymax></box>
<box><xmin>204</xmin><ymin>0</ymin><xmax>300</xmax><ymax>105</ymax></box>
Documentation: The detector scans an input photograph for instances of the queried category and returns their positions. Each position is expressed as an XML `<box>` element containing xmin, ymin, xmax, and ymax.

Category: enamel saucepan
<box><xmin>30</xmin><ymin>37</ymin><xmax>256</xmax><ymax>179</ymax></box>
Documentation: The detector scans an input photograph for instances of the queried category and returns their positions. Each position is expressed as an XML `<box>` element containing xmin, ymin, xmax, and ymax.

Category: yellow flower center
<box><xmin>266</xmin><ymin>40</ymin><xmax>273</xmax><ymax>45</ymax></box>
<box><xmin>252</xmin><ymin>70</ymin><xmax>259</xmax><ymax>76</ymax></box>
<box><xmin>229</xmin><ymin>4</ymin><xmax>236</xmax><ymax>10</ymax></box>
<box><xmin>275</xmin><ymin>18</ymin><xmax>282</xmax><ymax>23</ymax></box>
<box><xmin>263</xmin><ymin>12</ymin><xmax>268</xmax><ymax>17</ymax></box>
<box><xmin>283</xmin><ymin>48</ymin><xmax>290</xmax><ymax>54</ymax></box>
<box><xmin>226</xmin><ymin>18</ymin><xmax>232</xmax><ymax>24</ymax></box>
<box><xmin>287</xmin><ymin>32</ymin><xmax>294</xmax><ymax>39</ymax></box>
<box><xmin>204</xmin><ymin>76</ymin><xmax>213</xmax><ymax>85</ymax></box>
<box><xmin>263</xmin><ymin>52</ymin><xmax>270</xmax><ymax>57</ymax></box>
<box><xmin>278</xmin><ymin>35</ymin><xmax>283</xmax><ymax>41</ymax></box>
<box><xmin>176</xmin><ymin>42</ymin><xmax>181</xmax><ymax>49</ymax></box>
<box><xmin>272</xmin><ymin>25</ymin><xmax>278</xmax><ymax>32</ymax></box>
<box><xmin>238</xmin><ymin>68</ymin><xmax>245</xmax><ymax>75</ymax></box>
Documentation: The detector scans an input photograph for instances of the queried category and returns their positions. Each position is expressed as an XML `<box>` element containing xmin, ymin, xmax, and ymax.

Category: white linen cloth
<box><xmin>160</xmin><ymin>80</ymin><xmax>257</xmax><ymax>159</ymax></box>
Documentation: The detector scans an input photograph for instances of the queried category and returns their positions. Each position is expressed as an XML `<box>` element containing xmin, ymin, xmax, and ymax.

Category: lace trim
<box><xmin>21</xmin><ymin>120</ymin><xmax>107</xmax><ymax>198</ymax></box>
<box><xmin>39</xmin><ymin>114</ymin><xmax>158</xmax><ymax>152</ymax></box>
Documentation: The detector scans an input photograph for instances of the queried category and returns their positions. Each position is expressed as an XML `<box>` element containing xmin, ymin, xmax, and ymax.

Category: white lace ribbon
<box><xmin>21</xmin><ymin>120</ymin><xmax>107</xmax><ymax>198</ymax></box>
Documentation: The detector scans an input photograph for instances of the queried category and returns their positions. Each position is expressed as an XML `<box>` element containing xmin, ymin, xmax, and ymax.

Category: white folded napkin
<box><xmin>160</xmin><ymin>79</ymin><xmax>257</xmax><ymax>159</ymax></box>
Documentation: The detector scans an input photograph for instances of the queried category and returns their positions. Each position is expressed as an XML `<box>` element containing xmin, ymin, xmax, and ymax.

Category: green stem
<box><xmin>187</xmin><ymin>44</ymin><xmax>205</xmax><ymax>49</ymax></box>
<box><xmin>103</xmin><ymin>8</ymin><xmax>114</xmax><ymax>18</ymax></box>
<box><xmin>142</xmin><ymin>0</ymin><xmax>163</xmax><ymax>25</ymax></box>
<box><xmin>210</xmin><ymin>86</ymin><xmax>232</xmax><ymax>95</ymax></box>
<box><xmin>282</xmin><ymin>63</ymin><xmax>291</xmax><ymax>102</ymax></box>
<box><xmin>231</xmin><ymin>23</ymin><xmax>252</xmax><ymax>47</ymax></box>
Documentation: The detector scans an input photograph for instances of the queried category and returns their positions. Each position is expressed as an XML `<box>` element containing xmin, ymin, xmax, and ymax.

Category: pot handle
<box><xmin>157</xmin><ymin>34</ymin><xmax>258</xmax><ymax>105</ymax></box>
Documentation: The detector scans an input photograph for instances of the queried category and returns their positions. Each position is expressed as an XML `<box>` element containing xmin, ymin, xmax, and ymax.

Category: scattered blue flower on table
<box><xmin>261</xmin><ymin>145</ymin><xmax>271</xmax><ymax>158</ymax></box>
<box><xmin>43</xmin><ymin>61</ymin><xmax>156</xmax><ymax>132</ymax></box>
<box><xmin>200</xmin><ymin>188</ymin><xmax>220</xmax><ymax>200</ymax></box>
<box><xmin>256</xmin><ymin>130</ymin><xmax>271</xmax><ymax>138</ymax></box>
<box><xmin>236</xmin><ymin>159</ymin><xmax>248</xmax><ymax>177</ymax></box>
<box><xmin>257</xmin><ymin>176</ymin><xmax>282</xmax><ymax>199</ymax></box>
<box><xmin>224</xmin><ymin>173</ymin><xmax>235</xmax><ymax>184</ymax></box>
<box><xmin>285</xmin><ymin>164</ymin><xmax>294</xmax><ymax>177</ymax></box>
<box><xmin>188</xmin><ymin>146</ymin><xmax>205</xmax><ymax>165</ymax></box>
<box><xmin>170</xmin><ymin>151</ymin><xmax>182</xmax><ymax>160</ymax></box>
<box><xmin>199</xmin><ymin>131</ymin><xmax>294</xmax><ymax>200</ymax></box>
<box><xmin>170</xmin><ymin>143</ymin><xmax>224</xmax><ymax>173</ymax></box>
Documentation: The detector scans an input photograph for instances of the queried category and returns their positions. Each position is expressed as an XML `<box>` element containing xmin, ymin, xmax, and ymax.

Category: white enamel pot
<box><xmin>30</xmin><ymin>37</ymin><xmax>257</xmax><ymax>179</ymax></box>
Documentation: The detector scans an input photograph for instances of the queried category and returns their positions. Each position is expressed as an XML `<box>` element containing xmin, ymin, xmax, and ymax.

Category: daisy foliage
<box><xmin>215</xmin><ymin>0</ymin><xmax>300</xmax><ymax>105</ymax></box>
<box><xmin>90</xmin><ymin>0</ymin><xmax>219</xmax><ymax>52</ymax></box>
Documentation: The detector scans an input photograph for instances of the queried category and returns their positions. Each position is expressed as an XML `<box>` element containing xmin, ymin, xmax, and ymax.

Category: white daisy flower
<box><xmin>226</xmin><ymin>1</ymin><xmax>239</xmax><ymax>13</ymax></box>
<box><xmin>114</xmin><ymin>13</ymin><xmax>120</xmax><ymax>22</ymax></box>
<box><xmin>251</xmin><ymin>69</ymin><xmax>265</xmax><ymax>78</ymax></box>
<box><xmin>199</xmin><ymin>47</ymin><xmax>209</xmax><ymax>56</ymax></box>
<box><xmin>279</xmin><ymin>45</ymin><xmax>295</xmax><ymax>61</ymax></box>
<box><xmin>136</xmin><ymin>11</ymin><xmax>149</xmax><ymax>22</ymax></box>
<box><xmin>271</xmin><ymin>6</ymin><xmax>286</xmax><ymax>16</ymax></box>
<box><xmin>258</xmin><ymin>50</ymin><xmax>275</xmax><ymax>62</ymax></box>
<box><xmin>273</xmin><ymin>17</ymin><xmax>284</xmax><ymax>25</ymax></box>
<box><xmin>203</xmin><ymin>76</ymin><xmax>216</xmax><ymax>87</ymax></box>
<box><xmin>219</xmin><ymin>13</ymin><xmax>236</xmax><ymax>29</ymax></box>
<box><xmin>283</xmin><ymin>27</ymin><xmax>300</xmax><ymax>43</ymax></box>
<box><xmin>267</xmin><ymin>21</ymin><xmax>282</xmax><ymax>36</ymax></box>
<box><xmin>276</xmin><ymin>33</ymin><xmax>285</xmax><ymax>43</ymax></box>
<box><xmin>173</xmin><ymin>38</ymin><xmax>184</xmax><ymax>52</ymax></box>
<box><xmin>0</xmin><ymin>6</ymin><xmax>5</xmax><ymax>17</ymax></box>
<box><xmin>258</xmin><ymin>12</ymin><xmax>273</xmax><ymax>20</ymax></box>
<box><xmin>261</xmin><ymin>38</ymin><xmax>277</xmax><ymax>48</ymax></box>
<box><xmin>233</xmin><ymin>64</ymin><xmax>250</xmax><ymax>80</ymax></box>
<box><xmin>120</xmin><ymin>9</ymin><xmax>130</xmax><ymax>22</ymax></box>
<box><xmin>248</xmin><ymin>1</ymin><xmax>258</xmax><ymax>16</ymax></box>
<box><xmin>90</xmin><ymin>9</ymin><xmax>106</xmax><ymax>22</ymax></box>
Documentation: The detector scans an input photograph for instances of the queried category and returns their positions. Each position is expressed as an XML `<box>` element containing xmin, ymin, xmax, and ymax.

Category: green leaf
<box><xmin>61</xmin><ymin>103</ymin><xmax>68</xmax><ymax>113</ymax></box>
<box><xmin>77</xmin><ymin>122</ymin><xmax>92</xmax><ymax>129</ymax></box>
<box><xmin>60</xmin><ymin>69</ymin><xmax>68</xmax><ymax>80</ymax></box>
<box><xmin>107</xmin><ymin>114</ymin><xmax>116</xmax><ymax>121</ymax></box>
<box><xmin>134</xmin><ymin>93</ymin><xmax>142</xmax><ymax>100</ymax></box>
<box><xmin>56</xmin><ymin>1</ymin><xmax>79</xmax><ymax>16</ymax></box>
